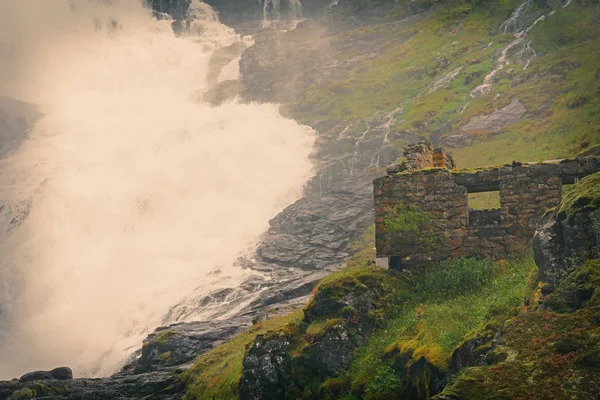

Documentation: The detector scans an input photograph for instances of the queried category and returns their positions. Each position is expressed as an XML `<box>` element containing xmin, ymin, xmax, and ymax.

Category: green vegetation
<box><xmin>342</xmin><ymin>257</ymin><xmax>534</xmax><ymax>398</ymax></box>
<box><xmin>10</xmin><ymin>383</ymin><xmax>71</xmax><ymax>399</ymax></box>
<box><xmin>183</xmin><ymin>309</ymin><xmax>304</xmax><ymax>400</ymax></box>
<box><xmin>182</xmin><ymin>251</ymin><xmax>535</xmax><ymax>399</ymax></box>
<box><xmin>453</xmin><ymin>1</ymin><xmax>600</xmax><ymax>167</ymax></box>
<box><xmin>383</xmin><ymin>204</ymin><xmax>442</xmax><ymax>249</ymax></box>
<box><xmin>468</xmin><ymin>191</ymin><xmax>501</xmax><ymax>210</ymax></box>
<box><xmin>384</xmin><ymin>205</ymin><xmax>430</xmax><ymax>234</ymax></box>
<box><xmin>290</xmin><ymin>0</ymin><xmax>599</xmax><ymax>169</ymax></box>
<box><xmin>439</xmin><ymin>259</ymin><xmax>600</xmax><ymax>399</ymax></box>
<box><xmin>557</xmin><ymin>172</ymin><xmax>600</xmax><ymax>220</ymax></box>
<box><xmin>155</xmin><ymin>330</ymin><xmax>176</xmax><ymax>343</ymax></box>
<box><xmin>11</xmin><ymin>388</ymin><xmax>34</xmax><ymax>400</ymax></box>
<box><xmin>181</xmin><ymin>1</ymin><xmax>600</xmax><ymax>398</ymax></box>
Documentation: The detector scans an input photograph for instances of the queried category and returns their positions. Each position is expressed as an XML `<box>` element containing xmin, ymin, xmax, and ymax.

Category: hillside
<box><xmin>240</xmin><ymin>0</ymin><xmax>599</xmax><ymax>175</ymax></box>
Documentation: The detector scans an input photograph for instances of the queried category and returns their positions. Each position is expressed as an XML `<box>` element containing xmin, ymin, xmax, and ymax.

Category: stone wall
<box><xmin>374</xmin><ymin>146</ymin><xmax>600</xmax><ymax>269</ymax></box>
<box><xmin>386</xmin><ymin>142</ymin><xmax>456</xmax><ymax>174</ymax></box>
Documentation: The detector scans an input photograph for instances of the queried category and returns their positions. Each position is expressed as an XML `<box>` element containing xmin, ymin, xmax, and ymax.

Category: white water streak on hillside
<box><xmin>471</xmin><ymin>0</ymin><xmax>572</xmax><ymax>97</ymax></box>
<box><xmin>0</xmin><ymin>0</ymin><xmax>314</xmax><ymax>379</ymax></box>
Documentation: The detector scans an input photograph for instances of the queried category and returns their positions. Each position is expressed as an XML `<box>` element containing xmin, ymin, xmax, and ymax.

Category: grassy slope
<box><xmin>438</xmin><ymin>259</ymin><xmax>600</xmax><ymax>400</ymax></box>
<box><xmin>183</xmin><ymin>310</ymin><xmax>305</xmax><ymax>399</ymax></box>
<box><xmin>452</xmin><ymin>2</ymin><xmax>600</xmax><ymax>167</ymax></box>
<box><xmin>293</xmin><ymin>0</ymin><xmax>600</xmax><ymax>168</ymax></box>
<box><xmin>335</xmin><ymin>257</ymin><xmax>535</xmax><ymax>399</ymax></box>
<box><xmin>182</xmin><ymin>220</ymin><xmax>536</xmax><ymax>399</ymax></box>
<box><xmin>557</xmin><ymin>171</ymin><xmax>600</xmax><ymax>219</ymax></box>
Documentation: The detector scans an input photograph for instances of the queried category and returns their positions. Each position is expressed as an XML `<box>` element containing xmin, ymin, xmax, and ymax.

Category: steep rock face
<box><xmin>534</xmin><ymin>172</ymin><xmax>600</xmax><ymax>285</ymax></box>
<box><xmin>459</xmin><ymin>98</ymin><xmax>526</xmax><ymax>134</ymax></box>
<box><xmin>238</xmin><ymin>268</ymin><xmax>397</xmax><ymax>399</ymax></box>
<box><xmin>256</xmin><ymin>176</ymin><xmax>375</xmax><ymax>270</ymax></box>
<box><xmin>240</xmin><ymin>22</ymin><xmax>335</xmax><ymax>104</ymax></box>
<box><xmin>239</xmin><ymin>334</ymin><xmax>294</xmax><ymax>400</ymax></box>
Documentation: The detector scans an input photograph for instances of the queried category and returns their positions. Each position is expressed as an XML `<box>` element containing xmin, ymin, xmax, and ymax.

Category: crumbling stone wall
<box><xmin>374</xmin><ymin>144</ymin><xmax>600</xmax><ymax>269</ymax></box>
<box><xmin>386</xmin><ymin>143</ymin><xmax>456</xmax><ymax>174</ymax></box>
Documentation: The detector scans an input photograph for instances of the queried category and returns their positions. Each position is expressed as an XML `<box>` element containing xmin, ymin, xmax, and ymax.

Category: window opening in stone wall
<box><xmin>467</xmin><ymin>191</ymin><xmax>501</xmax><ymax>227</ymax></box>
<box><xmin>468</xmin><ymin>192</ymin><xmax>501</xmax><ymax>210</ymax></box>
<box><xmin>389</xmin><ymin>256</ymin><xmax>402</xmax><ymax>270</ymax></box>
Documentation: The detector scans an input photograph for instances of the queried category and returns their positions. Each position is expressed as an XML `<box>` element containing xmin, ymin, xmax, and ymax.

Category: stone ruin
<box><xmin>374</xmin><ymin>142</ymin><xmax>600</xmax><ymax>269</ymax></box>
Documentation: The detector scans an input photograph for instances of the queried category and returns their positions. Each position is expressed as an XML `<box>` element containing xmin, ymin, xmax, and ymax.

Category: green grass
<box><xmin>557</xmin><ymin>172</ymin><xmax>600</xmax><ymax>220</ymax></box>
<box><xmin>183</xmin><ymin>309</ymin><xmax>304</xmax><ymax>400</ymax></box>
<box><xmin>344</xmin><ymin>257</ymin><xmax>536</xmax><ymax>392</ymax></box>
<box><xmin>290</xmin><ymin>0</ymin><xmax>599</xmax><ymax>171</ymax></box>
<box><xmin>452</xmin><ymin>2</ymin><xmax>600</xmax><ymax>168</ymax></box>
<box><xmin>468</xmin><ymin>192</ymin><xmax>501</xmax><ymax>210</ymax></box>
<box><xmin>439</xmin><ymin>259</ymin><xmax>600</xmax><ymax>399</ymax></box>
<box><xmin>294</xmin><ymin>0</ymin><xmax>522</xmax><ymax>128</ymax></box>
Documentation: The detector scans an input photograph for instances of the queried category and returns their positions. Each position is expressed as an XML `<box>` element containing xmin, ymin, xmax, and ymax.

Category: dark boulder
<box><xmin>19</xmin><ymin>367</ymin><xmax>73</xmax><ymax>383</ymax></box>
<box><xmin>239</xmin><ymin>334</ymin><xmax>294</xmax><ymax>400</ymax></box>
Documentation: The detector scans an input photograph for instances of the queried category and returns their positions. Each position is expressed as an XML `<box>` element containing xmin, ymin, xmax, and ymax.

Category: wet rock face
<box><xmin>238</xmin><ymin>269</ymin><xmax>393</xmax><ymax>399</ymax></box>
<box><xmin>309</xmin><ymin>322</ymin><xmax>359</xmax><ymax>375</ymax></box>
<box><xmin>240</xmin><ymin>22</ymin><xmax>336</xmax><ymax>104</ymax></box>
<box><xmin>257</xmin><ymin>176</ymin><xmax>375</xmax><ymax>270</ymax></box>
<box><xmin>534</xmin><ymin>208</ymin><xmax>600</xmax><ymax>285</ymax></box>
<box><xmin>460</xmin><ymin>98</ymin><xmax>526</xmax><ymax>133</ymax></box>
<box><xmin>130</xmin><ymin>322</ymin><xmax>243</xmax><ymax>373</ymax></box>
<box><xmin>239</xmin><ymin>334</ymin><xmax>293</xmax><ymax>400</ymax></box>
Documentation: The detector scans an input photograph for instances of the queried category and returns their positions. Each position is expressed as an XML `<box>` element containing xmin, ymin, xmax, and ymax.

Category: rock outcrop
<box><xmin>238</xmin><ymin>267</ymin><xmax>396</xmax><ymax>399</ymax></box>
<box><xmin>534</xmin><ymin>172</ymin><xmax>600</xmax><ymax>285</ymax></box>
<box><xmin>239</xmin><ymin>334</ymin><xmax>294</xmax><ymax>400</ymax></box>
<box><xmin>19</xmin><ymin>367</ymin><xmax>73</xmax><ymax>383</ymax></box>
<box><xmin>459</xmin><ymin>98</ymin><xmax>526</xmax><ymax>134</ymax></box>
<box><xmin>1</xmin><ymin>370</ymin><xmax>183</xmax><ymax>400</ymax></box>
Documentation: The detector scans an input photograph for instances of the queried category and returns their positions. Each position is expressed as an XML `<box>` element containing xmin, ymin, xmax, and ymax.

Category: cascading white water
<box><xmin>261</xmin><ymin>0</ymin><xmax>303</xmax><ymax>30</ymax></box>
<box><xmin>262</xmin><ymin>0</ymin><xmax>281</xmax><ymax>27</ymax></box>
<box><xmin>0</xmin><ymin>0</ymin><xmax>314</xmax><ymax>379</ymax></box>
<box><xmin>289</xmin><ymin>0</ymin><xmax>303</xmax><ymax>20</ymax></box>
<box><xmin>471</xmin><ymin>0</ymin><xmax>573</xmax><ymax>96</ymax></box>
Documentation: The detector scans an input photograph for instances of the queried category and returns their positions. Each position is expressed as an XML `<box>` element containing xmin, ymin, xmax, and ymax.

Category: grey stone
<box><xmin>534</xmin><ymin>208</ymin><xmax>600</xmax><ymax>285</ymax></box>
<box><xmin>460</xmin><ymin>98</ymin><xmax>526</xmax><ymax>133</ymax></box>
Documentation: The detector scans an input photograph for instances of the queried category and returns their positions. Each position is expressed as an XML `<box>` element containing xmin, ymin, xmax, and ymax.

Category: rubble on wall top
<box><xmin>384</xmin><ymin>142</ymin><xmax>600</xmax><ymax>186</ymax></box>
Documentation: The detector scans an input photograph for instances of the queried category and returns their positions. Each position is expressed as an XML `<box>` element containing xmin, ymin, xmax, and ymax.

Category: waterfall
<box><xmin>262</xmin><ymin>0</ymin><xmax>281</xmax><ymax>28</ymax></box>
<box><xmin>0</xmin><ymin>0</ymin><xmax>314</xmax><ymax>379</ymax></box>
<box><xmin>471</xmin><ymin>0</ymin><xmax>573</xmax><ymax>97</ymax></box>
<box><xmin>261</xmin><ymin>0</ymin><xmax>303</xmax><ymax>30</ymax></box>
<box><xmin>289</xmin><ymin>0</ymin><xmax>303</xmax><ymax>20</ymax></box>
<box><xmin>499</xmin><ymin>0</ymin><xmax>534</xmax><ymax>35</ymax></box>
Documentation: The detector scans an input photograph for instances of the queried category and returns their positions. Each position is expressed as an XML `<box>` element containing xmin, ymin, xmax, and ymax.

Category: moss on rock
<box><xmin>557</xmin><ymin>172</ymin><xmax>600</xmax><ymax>220</ymax></box>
